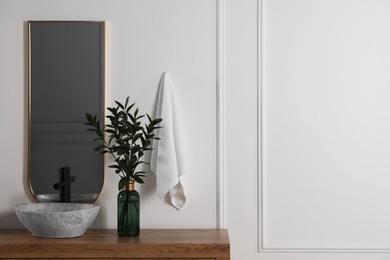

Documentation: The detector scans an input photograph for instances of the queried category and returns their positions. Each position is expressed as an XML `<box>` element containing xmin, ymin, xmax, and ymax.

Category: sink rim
<box><xmin>14</xmin><ymin>202</ymin><xmax>100</xmax><ymax>214</ymax></box>
<box><xmin>36</xmin><ymin>193</ymin><xmax>98</xmax><ymax>203</ymax></box>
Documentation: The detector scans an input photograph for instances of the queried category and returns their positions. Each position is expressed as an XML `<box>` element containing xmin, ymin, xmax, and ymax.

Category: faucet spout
<box><xmin>53</xmin><ymin>166</ymin><xmax>76</xmax><ymax>203</ymax></box>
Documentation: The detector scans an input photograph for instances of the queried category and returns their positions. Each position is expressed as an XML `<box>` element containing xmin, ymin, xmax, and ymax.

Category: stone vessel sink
<box><xmin>14</xmin><ymin>203</ymin><xmax>100</xmax><ymax>238</ymax></box>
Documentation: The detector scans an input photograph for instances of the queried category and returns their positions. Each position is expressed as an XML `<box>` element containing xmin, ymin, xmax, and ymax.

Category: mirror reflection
<box><xmin>28</xmin><ymin>21</ymin><xmax>105</xmax><ymax>203</ymax></box>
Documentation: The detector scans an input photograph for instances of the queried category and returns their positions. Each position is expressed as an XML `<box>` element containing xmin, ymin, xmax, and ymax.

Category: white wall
<box><xmin>2</xmin><ymin>0</ymin><xmax>390</xmax><ymax>260</ymax></box>
<box><xmin>0</xmin><ymin>0</ymin><xmax>216</xmax><ymax>229</ymax></box>
<box><xmin>263</xmin><ymin>0</ymin><xmax>390</xmax><ymax>250</ymax></box>
<box><xmin>225</xmin><ymin>0</ymin><xmax>259</xmax><ymax>259</ymax></box>
<box><xmin>225</xmin><ymin>0</ymin><xmax>390</xmax><ymax>259</ymax></box>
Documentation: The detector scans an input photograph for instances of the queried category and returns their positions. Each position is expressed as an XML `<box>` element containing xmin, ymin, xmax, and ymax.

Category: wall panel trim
<box><xmin>216</xmin><ymin>0</ymin><xmax>226</xmax><ymax>229</ymax></box>
<box><xmin>257</xmin><ymin>0</ymin><xmax>390</xmax><ymax>253</ymax></box>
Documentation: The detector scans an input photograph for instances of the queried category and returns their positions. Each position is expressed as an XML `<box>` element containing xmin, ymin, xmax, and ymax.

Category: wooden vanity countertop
<box><xmin>0</xmin><ymin>229</ymin><xmax>230</xmax><ymax>259</ymax></box>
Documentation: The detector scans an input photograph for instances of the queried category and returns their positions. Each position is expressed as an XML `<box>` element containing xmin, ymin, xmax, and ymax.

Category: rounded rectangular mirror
<box><xmin>28</xmin><ymin>21</ymin><xmax>105</xmax><ymax>203</ymax></box>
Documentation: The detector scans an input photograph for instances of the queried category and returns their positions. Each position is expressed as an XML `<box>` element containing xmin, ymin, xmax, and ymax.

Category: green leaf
<box><xmin>133</xmin><ymin>175</ymin><xmax>144</xmax><ymax>184</ymax></box>
<box><xmin>107</xmin><ymin>107</ymin><xmax>116</xmax><ymax>114</ymax></box>
<box><xmin>130</xmin><ymin>155</ymin><xmax>137</xmax><ymax>165</ymax></box>
<box><xmin>124</xmin><ymin>96</ymin><xmax>130</xmax><ymax>108</ymax></box>
<box><xmin>138</xmin><ymin>160</ymin><xmax>150</xmax><ymax>165</ymax></box>
<box><xmin>105</xmin><ymin>129</ymin><xmax>117</xmax><ymax>135</ymax></box>
<box><xmin>118</xmin><ymin>177</ymin><xmax>127</xmax><ymax>190</ymax></box>
<box><xmin>117</xmin><ymin>147</ymin><xmax>129</xmax><ymax>155</ymax></box>
<box><xmin>152</xmin><ymin>118</ymin><xmax>163</xmax><ymax>125</ymax></box>
<box><xmin>146</xmin><ymin>113</ymin><xmax>152</xmax><ymax>122</ymax></box>
<box><xmin>132</xmin><ymin>133</ymin><xmax>143</xmax><ymax>142</ymax></box>
<box><xmin>115</xmin><ymin>100</ymin><xmax>124</xmax><ymax>110</ymax></box>
<box><xmin>126</xmin><ymin>103</ymin><xmax>135</xmax><ymax>113</ymax></box>
<box><xmin>131</xmin><ymin>145</ymin><xmax>141</xmax><ymax>154</ymax></box>
<box><xmin>106</xmin><ymin>115</ymin><xmax>116</xmax><ymax>121</ymax></box>
<box><xmin>85</xmin><ymin>113</ymin><xmax>94</xmax><ymax>122</ymax></box>
<box><xmin>129</xmin><ymin>114</ymin><xmax>135</xmax><ymax>123</ymax></box>
<box><xmin>94</xmin><ymin>145</ymin><xmax>105</xmax><ymax>151</ymax></box>
<box><xmin>96</xmin><ymin>130</ymin><xmax>104</xmax><ymax>138</ymax></box>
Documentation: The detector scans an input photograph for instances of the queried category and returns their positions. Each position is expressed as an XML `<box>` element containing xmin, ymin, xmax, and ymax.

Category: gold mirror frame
<box><xmin>27</xmin><ymin>21</ymin><xmax>105</xmax><ymax>202</ymax></box>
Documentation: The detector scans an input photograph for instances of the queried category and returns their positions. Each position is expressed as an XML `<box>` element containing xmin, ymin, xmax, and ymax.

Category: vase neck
<box><xmin>125</xmin><ymin>180</ymin><xmax>135</xmax><ymax>191</ymax></box>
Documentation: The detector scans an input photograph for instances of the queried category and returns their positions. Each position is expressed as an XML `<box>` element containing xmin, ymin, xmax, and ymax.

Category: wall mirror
<box><xmin>28</xmin><ymin>21</ymin><xmax>105</xmax><ymax>203</ymax></box>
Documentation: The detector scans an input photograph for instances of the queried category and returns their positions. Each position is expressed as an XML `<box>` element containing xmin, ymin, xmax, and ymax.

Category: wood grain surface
<box><xmin>0</xmin><ymin>229</ymin><xmax>230</xmax><ymax>259</ymax></box>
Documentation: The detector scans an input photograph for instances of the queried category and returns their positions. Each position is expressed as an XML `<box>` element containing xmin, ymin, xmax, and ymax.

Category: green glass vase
<box><xmin>117</xmin><ymin>180</ymin><xmax>140</xmax><ymax>236</ymax></box>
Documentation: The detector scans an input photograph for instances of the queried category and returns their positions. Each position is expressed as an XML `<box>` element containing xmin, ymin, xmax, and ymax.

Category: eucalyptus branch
<box><xmin>104</xmin><ymin>139</ymin><xmax>127</xmax><ymax>179</ymax></box>
<box><xmin>85</xmin><ymin>96</ymin><xmax>162</xmax><ymax>190</ymax></box>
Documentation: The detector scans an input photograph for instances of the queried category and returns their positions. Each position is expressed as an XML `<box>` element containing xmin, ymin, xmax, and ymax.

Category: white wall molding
<box><xmin>216</xmin><ymin>0</ymin><xmax>226</xmax><ymax>229</ymax></box>
<box><xmin>257</xmin><ymin>0</ymin><xmax>263</xmax><ymax>252</ymax></box>
<box><xmin>257</xmin><ymin>0</ymin><xmax>390</xmax><ymax>253</ymax></box>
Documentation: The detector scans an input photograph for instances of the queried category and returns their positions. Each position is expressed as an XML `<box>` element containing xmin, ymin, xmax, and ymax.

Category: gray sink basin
<box><xmin>14</xmin><ymin>203</ymin><xmax>100</xmax><ymax>238</ymax></box>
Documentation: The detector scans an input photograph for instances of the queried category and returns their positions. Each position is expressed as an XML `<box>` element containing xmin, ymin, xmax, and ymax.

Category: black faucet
<box><xmin>53</xmin><ymin>166</ymin><xmax>75</xmax><ymax>203</ymax></box>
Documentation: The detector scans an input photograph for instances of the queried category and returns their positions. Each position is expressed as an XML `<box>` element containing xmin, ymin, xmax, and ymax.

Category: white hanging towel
<box><xmin>151</xmin><ymin>72</ymin><xmax>189</xmax><ymax>210</ymax></box>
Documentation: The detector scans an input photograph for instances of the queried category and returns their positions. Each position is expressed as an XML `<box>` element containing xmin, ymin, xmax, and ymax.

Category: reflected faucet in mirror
<box><xmin>53</xmin><ymin>167</ymin><xmax>76</xmax><ymax>203</ymax></box>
